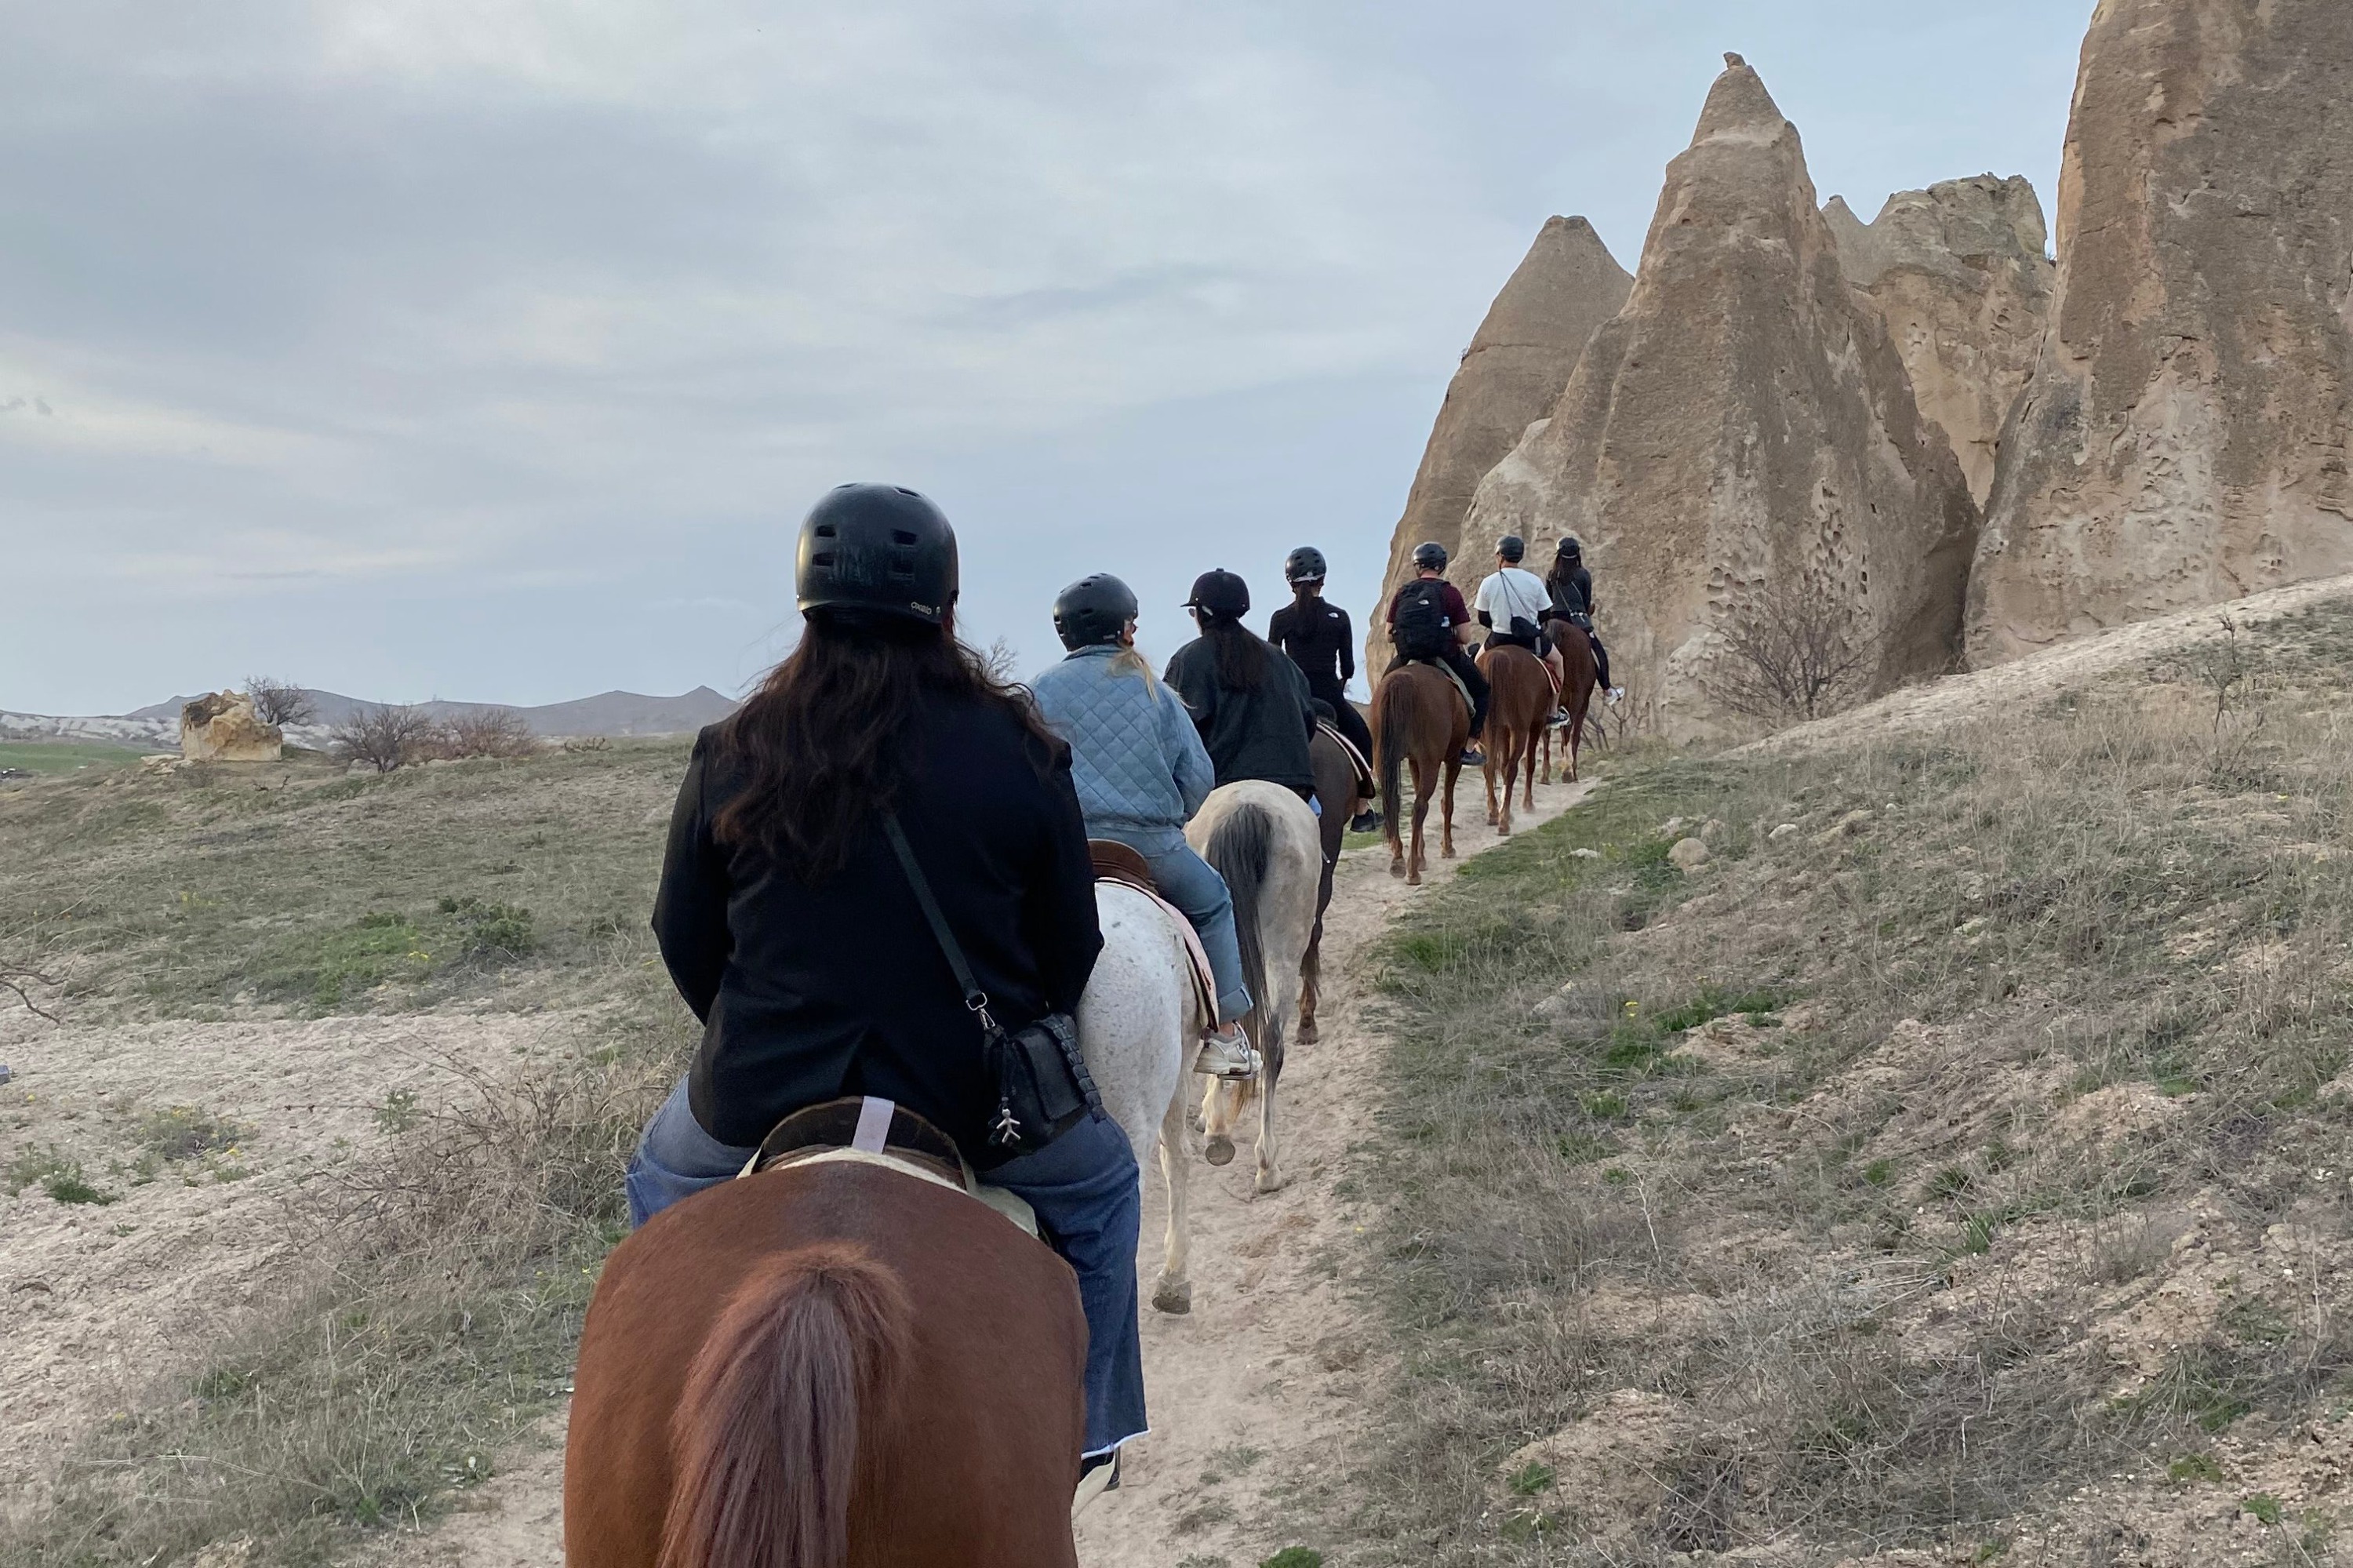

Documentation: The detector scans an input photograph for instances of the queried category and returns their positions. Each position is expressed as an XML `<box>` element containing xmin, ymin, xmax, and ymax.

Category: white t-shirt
<box><xmin>1475</xmin><ymin>566</ymin><xmax>1551</xmax><ymax>637</ymax></box>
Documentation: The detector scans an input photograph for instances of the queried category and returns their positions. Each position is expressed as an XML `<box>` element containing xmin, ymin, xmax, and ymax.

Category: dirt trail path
<box><xmin>383</xmin><ymin>770</ymin><xmax>1598</xmax><ymax>1568</ymax></box>
<box><xmin>1074</xmin><ymin>770</ymin><xmax>1596</xmax><ymax>1567</ymax></box>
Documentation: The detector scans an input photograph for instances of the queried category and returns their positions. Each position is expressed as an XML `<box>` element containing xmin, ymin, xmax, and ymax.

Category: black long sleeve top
<box><xmin>1267</xmin><ymin>597</ymin><xmax>1356</xmax><ymax>708</ymax></box>
<box><xmin>652</xmin><ymin>697</ymin><xmax>1104</xmax><ymax>1160</ymax></box>
<box><xmin>1162</xmin><ymin>635</ymin><xmax>1318</xmax><ymax>793</ymax></box>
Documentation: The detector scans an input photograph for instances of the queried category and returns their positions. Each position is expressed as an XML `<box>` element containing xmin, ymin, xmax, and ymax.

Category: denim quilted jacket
<box><xmin>1029</xmin><ymin>644</ymin><xmax>1213</xmax><ymax>852</ymax></box>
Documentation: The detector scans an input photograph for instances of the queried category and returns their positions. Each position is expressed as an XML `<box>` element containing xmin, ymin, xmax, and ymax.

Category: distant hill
<box><xmin>11</xmin><ymin>686</ymin><xmax>738</xmax><ymax>746</ymax></box>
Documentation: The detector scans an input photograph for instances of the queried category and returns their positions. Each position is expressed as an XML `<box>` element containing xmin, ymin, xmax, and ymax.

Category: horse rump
<box><xmin>660</xmin><ymin>1242</ymin><xmax>913</xmax><ymax>1568</ymax></box>
<box><xmin>1201</xmin><ymin>802</ymin><xmax>1274</xmax><ymax>1039</ymax></box>
<box><xmin>1372</xmin><ymin>672</ymin><xmax>1413</xmax><ymax>838</ymax></box>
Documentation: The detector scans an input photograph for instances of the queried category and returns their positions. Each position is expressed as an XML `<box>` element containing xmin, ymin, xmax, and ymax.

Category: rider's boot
<box><xmin>1348</xmin><ymin>806</ymin><xmax>1382</xmax><ymax>834</ymax></box>
<box><xmin>1193</xmin><ymin>1020</ymin><xmax>1260</xmax><ymax>1079</ymax></box>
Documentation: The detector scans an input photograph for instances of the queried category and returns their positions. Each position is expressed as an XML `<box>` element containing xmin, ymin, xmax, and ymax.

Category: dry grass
<box><xmin>0</xmin><ymin>743</ymin><xmax>697</xmax><ymax>1568</ymax></box>
<box><xmin>1328</xmin><ymin>600</ymin><xmax>2353</xmax><ymax>1563</ymax></box>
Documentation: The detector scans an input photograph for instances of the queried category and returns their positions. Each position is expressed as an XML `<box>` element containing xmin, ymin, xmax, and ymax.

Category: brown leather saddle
<box><xmin>1089</xmin><ymin>839</ymin><xmax>1159</xmax><ymax>898</ymax></box>
<box><xmin>746</xmin><ymin>1095</ymin><xmax>966</xmax><ymax>1188</ymax></box>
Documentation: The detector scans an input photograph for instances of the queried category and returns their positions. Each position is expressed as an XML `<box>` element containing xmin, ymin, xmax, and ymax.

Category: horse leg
<box><xmin>1522</xmin><ymin>724</ymin><xmax>1539</xmax><ymax>810</ymax></box>
<box><xmin>1494</xmin><ymin>735</ymin><xmax>1512</xmax><ymax>837</ymax></box>
<box><xmin>1152</xmin><ymin>1083</ymin><xmax>1193</xmax><ymax>1313</ymax></box>
<box><xmin>1253</xmin><ymin>1036</ymin><xmax>1285</xmax><ymax>1195</ymax></box>
<box><xmin>1297</xmin><ymin>933</ymin><xmax>1321</xmax><ymax>1046</ymax></box>
<box><xmin>1441</xmin><ymin>756</ymin><xmax>1460</xmax><ymax>859</ymax></box>
<box><xmin>1201</xmin><ymin>1077</ymin><xmax>1243</xmax><ymax>1166</ymax></box>
<box><xmin>1484</xmin><ymin>747</ymin><xmax>1500</xmax><ymax>828</ymax></box>
<box><xmin>1407</xmin><ymin>755</ymin><xmax>1431</xmax><ymax>884</ymax></box>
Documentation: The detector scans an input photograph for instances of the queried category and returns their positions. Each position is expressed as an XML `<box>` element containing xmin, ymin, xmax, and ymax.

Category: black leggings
<box><xmin>1543</xmin><ymin>616</ymin><xmax>1612</xmax><ymax>692</ymax></box>
<box><xmin>1313</xmin><ymin>687</ymin><xmax>1375</xmax><ymax>787</ymax></box>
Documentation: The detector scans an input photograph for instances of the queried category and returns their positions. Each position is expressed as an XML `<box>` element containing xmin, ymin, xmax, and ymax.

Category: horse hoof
<box><xmin>1297</xmin><ymin>1020</ymin><xmax>1319</xmax><ymax>1045</ymax></box>
<box><xmin>1255</xmin><ymin>1167</ymin><xmax>1288</xmax><ymax>1195</ymax></box>
<box><xmin>1205</xmin><ymin>1135</ymin><xmax>1235</xmax><ymax>1166</ymax></box>
<box><xmin>1152</xmin><ymin>1278</ymin><xmax>1193</xmax><ymax>1315</ymax></box>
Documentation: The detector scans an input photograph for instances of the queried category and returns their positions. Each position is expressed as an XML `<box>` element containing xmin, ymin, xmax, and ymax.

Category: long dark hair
<box><xmin>713</xmin><ymin>610</ymin><xmax>1056</xmax><ymax>880</ymax></box>
<box><xmin>1201</xmin><ymin>612</ymin><xmax>1275</xmax><ymax>691</ymax></box>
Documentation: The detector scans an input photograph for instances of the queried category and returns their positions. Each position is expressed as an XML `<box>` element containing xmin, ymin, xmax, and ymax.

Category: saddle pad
<box><xmin>1317</xmin><ymin>720</ymin><xmax>1373</xmax><ymax>790</ymax></box>
<box><xmin>1414</xmin><ymin>657</ymin><xmax>1475</xmax><ymax>718</ymax></box>
<box><xmin>756</xmin><ymin>1145</ymin><xmax>1040</xmax><ymax>1239</ymax></box>
<box><xmin>1096</xmin><ymin>875</ymin><xmax>1217</xmax><ymax>1023</ymax></box>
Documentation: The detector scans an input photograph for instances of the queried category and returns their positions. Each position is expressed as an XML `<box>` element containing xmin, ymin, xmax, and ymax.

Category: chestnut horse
<box><xmin>1475</xmin><ymin>641</ymin><xmax>1551</xmax><ymax>837</ymax></box>
<box><xmin>1542</xmin><ymin>620</ymin><xmax>1601</xmax><ymax>785</ymax></box>
<box><xmin>1370</xmin><ymin>661</ymin><xmax>1470</xmax><ymax>885</ymax></box>
<box><xmin>566</xmin><ymin>1160</ymin><xmax>1086</xmax><ymax>1568</ymax></box>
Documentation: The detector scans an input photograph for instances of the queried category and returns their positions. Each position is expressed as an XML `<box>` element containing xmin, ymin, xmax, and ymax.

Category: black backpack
<box><xmin>1392</xmin><ymin>580</ymin><xmax>1451</xmax><ymax>660</ymax></box>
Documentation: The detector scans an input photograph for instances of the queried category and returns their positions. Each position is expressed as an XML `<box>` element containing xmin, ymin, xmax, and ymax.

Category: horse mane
<box><xmin>659</xmin><ymin>1243</ymin><xmax>912</xmax><ymax>1568</ymax></box>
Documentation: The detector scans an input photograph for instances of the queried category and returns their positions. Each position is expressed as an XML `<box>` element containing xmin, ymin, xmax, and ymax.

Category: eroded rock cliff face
<box><xmin>1967</xmin><ymin>0</ymin><xmax>2353</xmax><ymax>665</ymax></box>
<box><xmin>180</xmin><ymin>692</ymin><xmax>282</xmax><ymax>762</ymax></box>
<box><xmin>1368</xmin><ymin>215</ymin><xmax>1631</xmax><ymax>668</ymax></box>
<box><xmin>1467</xmin><ymin>55</ymin><xmax>1978</xmax><ymax>740</ymax></box>
<box><xmin>1825</xmin><ymin>176</ymin><xmax>2053</xmax><ymax>504</ymax></box>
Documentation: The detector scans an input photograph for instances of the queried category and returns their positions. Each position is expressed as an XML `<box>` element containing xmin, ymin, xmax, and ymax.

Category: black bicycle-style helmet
<box><xmin>1283</xmin><ymin>545</ymin><xmax>1327</xmax><ymax>584</ymax></box>
<box><xmin>1556</xmin><ymin>536</ymin><xmax>1584</xmax><ymax>562</ymax></box>
<box><xmin>1184</xmin><ymin>569</ymin><xmax>1251</xmax><ymax>620</ymax></box>
<box><xmin>1411</xmin><ymin>540</ymin><xmax>1449</xmax><ymax>573</ymax></box>
<box><xmin>1497</xmin><ymin>535</ymin><xmax>1526</xmax><ymax>563</ymax></box>
<box><xmin>1052</xmin><ymin>573</ymin><xmax>1140</xmax><ymax>650</ymax></box>
<box><xmin>795</xmin><ymin>483</ymin><xmax>958</xmax><ymax>624</ymax></box>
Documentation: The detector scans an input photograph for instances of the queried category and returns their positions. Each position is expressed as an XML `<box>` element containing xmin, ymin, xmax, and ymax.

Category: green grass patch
<box><xmin>0</xmin><ymin>739</ymin><xmax>155</xmax><ymax>776</ymax></box>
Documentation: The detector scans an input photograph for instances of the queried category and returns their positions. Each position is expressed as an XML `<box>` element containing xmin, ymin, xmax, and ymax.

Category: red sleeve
<box><xmin>1441</xmin><ymin>584</ymin><xmax>1471</xmax><ymax>624</ymax></box>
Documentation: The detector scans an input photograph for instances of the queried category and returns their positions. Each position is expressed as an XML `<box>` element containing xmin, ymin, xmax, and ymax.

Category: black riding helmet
<box><xmin>1497</xmin><ymin>535</ymin><xmax>1526</xmax><ymax>563</ymax></box>
<box><xmin>1556</xmin><ymin>536</ymin><xmax>1583</xmax><ymax>562</ymax></box>
<box><xmin>795</xmin><ymin>483</ymin><xmax>958</xmax><ymax>624</ymax></box>
<box><xmin>1184</xmin><ymin>568</ymin><xmax>1250</xmax><ymax>620</ymax></box>
<box><xmin>1052</xmin><ymin>573</ymin><xmax>1140</xmax><ymax>650</ymax></box>
<box><xmin>1411</xmin><ymin>540</ymin><xmax>1449</xmax><ymax>573</ymax></box>
<box><xmin>1283</xmin><ymin>545</ymin><xmax>1327</xmax><ymax>584</ymax></box>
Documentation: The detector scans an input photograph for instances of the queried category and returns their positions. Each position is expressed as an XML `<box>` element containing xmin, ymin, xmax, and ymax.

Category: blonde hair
<box><xmin>1107</xmin><ymin>645</ymin><xmax>1162</xmax><ymax>701</ymax></box>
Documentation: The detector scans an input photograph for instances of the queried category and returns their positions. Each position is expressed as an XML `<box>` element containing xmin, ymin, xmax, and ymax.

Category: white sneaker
<box><xmin>1605</xmin><ymin>687</ymin><xmax>1625</xmax><ymax>707</ymax></box>
<box><xmin>1193</xmin><ymin>1027</ymin><xmax>1260</xmax><ymax>1079</ymax></box>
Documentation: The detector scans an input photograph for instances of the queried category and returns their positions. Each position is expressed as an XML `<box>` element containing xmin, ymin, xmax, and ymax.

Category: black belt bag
<box><xmin>883</xmin><ymin>811</ymin><xmax>1100</xmax><ymax>1161</ymax></box>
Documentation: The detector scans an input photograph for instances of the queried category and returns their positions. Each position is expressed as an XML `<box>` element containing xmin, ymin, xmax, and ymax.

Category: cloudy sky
<box><xmin>2</xmin><ymin>0</ymin><xmax>2092</xmax><ymax>715</ymax></box>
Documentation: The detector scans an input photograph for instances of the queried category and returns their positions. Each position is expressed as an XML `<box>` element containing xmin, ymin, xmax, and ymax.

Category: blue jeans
<box><xmin>624</xmin><ymin>1077</ymin><xmax>1148</xmax><ymax>1457</ymax></box>
<box><xmin>1097</xmin><ymin>828</ymin><xmax>1252</xmax><ymax>1024</ymax></box>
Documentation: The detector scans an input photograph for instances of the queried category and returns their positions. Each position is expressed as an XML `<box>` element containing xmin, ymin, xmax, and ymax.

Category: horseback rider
<box><xmin>1383</xmin><ymin>541</ymin><xmax>1489</xmax><ymax>766</ymax></box>
<box><xmin>626</xmin><ymin>483</ymin><xmax>1147</xmax><ymax>1487</ymax></box>
<box><xmin>1473</xmin><ymin>534</ymin><xmax>1570</xmax><ymax>723</ymax></box>
<box><xmin>1542</xmin><ymin>536</ymin><xmax>1624</xmax><ymax>706</ymax></box>
<box><xmin>1267</xmin><ymin>544</ymin><xmax>1381</xmax><ymax>834</ymax></box>
<box><xmin>1028</xmin><ymin>572</ymin><xmax>1261</xmax><ymax>1082</ymax></box>
<box><xmin>1163</xmin><ymin>569</ymin><xmax>1321</xmax><ymax>799</ymax></box>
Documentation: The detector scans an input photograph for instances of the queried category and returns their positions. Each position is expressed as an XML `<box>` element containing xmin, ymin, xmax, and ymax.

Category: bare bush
<box><xmin>333</xmin><ymin>704</ymin><xmax>435</xmax><ymax>773</ymax></box>
<box><xmin>242</xmin><ymin>675</ymin><xmax>315</xmax><ymax>728</ymax></box>
<box><xmin>439</xmin><ymin>708</ymin><xmax>540</xmax><ymax>759</ymax></box>
<box><xmin>1710</xmin><ymin>579</ymin><xmax>1876</xmax><ymax>724</ymax></box>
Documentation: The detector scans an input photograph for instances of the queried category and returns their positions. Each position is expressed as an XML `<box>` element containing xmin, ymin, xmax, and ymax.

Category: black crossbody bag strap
<box><xmin>882</xmin><ymin>811</ymin><xmax>996</xmax><ymax>1031</ymax></box>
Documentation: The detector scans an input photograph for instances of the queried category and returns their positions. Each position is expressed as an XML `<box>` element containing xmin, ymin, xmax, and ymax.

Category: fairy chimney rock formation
<box><xmin>1369</xmin><ymin>214</ymin><xmax>1632</xmax><ymax>668</ymax></box>
<box><xmin>1467</xmin><ymin>53</ymin><xmax>1979</xmax><ymax>740</ymax></box>
<box><xmin>180</xmin><ymin>691</ymin><xmax>282</xmax><ymax>762</ymax></box>
<box><xmin>1968</xmin><ymin>0</ymin><xmax>2353</xmax><ymax>665</ymax></box>
<box><xmin>1826</xmin><ymin>176</ymin><xmax>2054</xmax><ymax>504</ymax></box>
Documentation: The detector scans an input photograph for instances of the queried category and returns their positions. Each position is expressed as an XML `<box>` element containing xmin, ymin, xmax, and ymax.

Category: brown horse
<box><xmin>1370</xmin><ymin>661</ymin><xmax>1469</xmax><ymax>885</ymax></box>
<box><xmin>1475</xmin><ymin>642</ymin><xmax>1551</xmax><ymax>836</ymax></box>
<box><xmin>1299</xmin><ymin>719</ymin><xmax>1356</xmax><ymax>1043</ymax></box>
<box><xmin>566</xmin><ymin>1162</ymin><xmax>1086</xmax><ymax>1568</ymax></box>
<box><xmin>1543</xmin><ymin>620</ymin><xmax>1601</xmax><ymax>784</ymax></box>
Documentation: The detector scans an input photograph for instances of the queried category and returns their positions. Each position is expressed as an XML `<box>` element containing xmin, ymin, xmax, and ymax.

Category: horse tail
<box><xmin>1373</xmin><ymin>675</ymin><xmax>1410</xmax><ymax>831</ymax></box>
<box><xmin>1203</xmin><ymin>802</ymin><xmax>1273</xmax><ymax>1042</ymax></box>
<box><xmin>660</xmin><ymin>1244</ymin><xmax>912</xmax><ymax>1568</ymax></box>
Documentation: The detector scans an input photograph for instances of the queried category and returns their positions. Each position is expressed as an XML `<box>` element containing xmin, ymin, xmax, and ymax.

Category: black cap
<box><xmin>1184</xmin><ymin>569</ymin><xmax>1250</xmax><ymax>619</ymax></box>
<box><xmin>795</xmin><ymin>484</ymin><xmax>958</xmax><ymax>624</ymax></box>
<box><xmin>1052</xmin><ymin>573</ymin><xmax>1140</xmax><ymax>650</ymax></box>
<box><xmin>1557</xmin><ymin>536</ymin><xmax>1583</xmax><ymax>560</ymax></box>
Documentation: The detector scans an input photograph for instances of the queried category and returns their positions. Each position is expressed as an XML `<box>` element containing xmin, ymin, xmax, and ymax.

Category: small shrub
<box><xmin>1260</xmin><ymin>1552</ymin><xmax>1323</xmax><ymax>1568</ymax></box>
<box><xmin>1507</xmin><ymin>1461</ymin><xmax>1555</xmax><ymax>1496</ymax></box>
<box><xmin>333</xmin><ymin>704</ymin><xmax>437</xmax><ymax>774</ymax></box>
<box><xmin>2168</xmin><ymin>1452</ymin><xmax>2226</xmax><ymax>1486</ymax></box>
<box><xmin>140</xmin><ymin>1105</ymin><xmax>254</xmax><ymax>1163</ymax></box>
<box><xmin>438</xmin><ymin>897</ymin><xmax>535</xmax><ymax>961</ymax></box>
<box><xmin>45</xmin><ymin>1163</ymin><xmax>118</xmax><ymax>1206</ymax></box>
<box><xmin>244</xmin><ymin>677</ymin><xmax>315</xmax><ymax>728</ymax></box>
<box><xmin>2242</xmin><ymin>1493</ymin><xmax>2286</xmax><ymax>1526</ymax></box>
<box><xmin>374</xmin><ymin>1088</ymin><xmax>423</xmax><ymax>1136</ymax></box>
<box><xmin>438</xmin><ymin>710</ymin><xmax>540</xmax><ymax>760</ymax></box>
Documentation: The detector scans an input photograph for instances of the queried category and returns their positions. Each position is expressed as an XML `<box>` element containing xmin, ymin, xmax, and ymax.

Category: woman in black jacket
<box><xmin>627</xmin><ymin>482</ymin><xmax>1142</xmax><ymax>1480</ymax></box>
<box><xmin>1266</xmin><ymin>545</ymin><xmax>1378</xmax><ymax>831</ymax></box>
<box><xmin>1163</xmin><ymin>568</ymin><xmax>1318</xmax><ymax>796</ymax></box>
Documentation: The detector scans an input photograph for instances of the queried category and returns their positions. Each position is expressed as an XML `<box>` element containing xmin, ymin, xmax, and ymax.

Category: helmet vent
<box><xmin>891</xmin><ymin>529</ymin><xmax>918</xmax><ymax>545</ymax></box>
<box><xmin>814</xmin><ymin>524</ymin><xmax>837</xmax><ymax>539</ymax></box>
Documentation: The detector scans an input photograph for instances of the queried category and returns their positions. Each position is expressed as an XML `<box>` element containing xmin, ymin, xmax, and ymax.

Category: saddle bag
<box><xmin>884</xmin><ymin>812</ymin><xmax>1100</xmax><ymax>1162</ymax></box>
